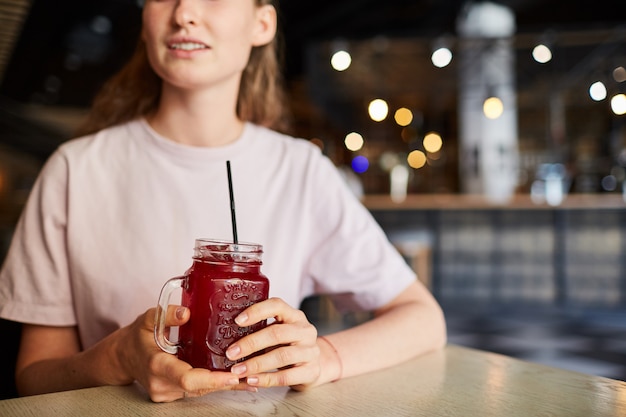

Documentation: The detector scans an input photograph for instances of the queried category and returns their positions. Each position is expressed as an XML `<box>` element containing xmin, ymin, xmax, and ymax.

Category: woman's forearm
<box><xmin>16</xmin><ymin>325</ymin><xmax>132</xmax><ymax>396</ymax></box>
<box><xmin>319</xmin><ymin>281</ymin><xmax>446</xmax><ymax>380</ymax></box>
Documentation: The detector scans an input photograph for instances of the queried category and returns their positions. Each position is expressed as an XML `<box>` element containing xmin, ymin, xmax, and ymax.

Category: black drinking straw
<box><xmin>226</xmin><ymin>160</ymin><xmax>239</xmax><ymax>244</ymax></box>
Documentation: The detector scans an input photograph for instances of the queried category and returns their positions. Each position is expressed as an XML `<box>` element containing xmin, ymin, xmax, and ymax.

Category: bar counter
<box><xmin>1</xmin><ymin>345</ymin><xmax>624</xmax><ymax>416</ymax></box>
<box><xmin>362</xmin><ymin>193</ymin><xmax>626</xmax><ymax>210</ymax></box>
<box><xmin>364</xmin><ymin>193</ymin><xmax>626</xmax><ymax>305</ymax></box>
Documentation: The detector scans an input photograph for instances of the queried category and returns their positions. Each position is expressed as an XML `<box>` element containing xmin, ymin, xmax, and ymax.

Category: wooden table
<box><xmin>1</xmin><ymin>345</ymin><xmax>624</xmax><ymax>416</ymax></box>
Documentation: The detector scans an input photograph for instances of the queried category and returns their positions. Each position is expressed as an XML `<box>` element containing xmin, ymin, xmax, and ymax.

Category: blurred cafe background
<box><xmin>0</xmin><ymin>0</ymin><xmax>625</xmax><ymax>396</ymax></box>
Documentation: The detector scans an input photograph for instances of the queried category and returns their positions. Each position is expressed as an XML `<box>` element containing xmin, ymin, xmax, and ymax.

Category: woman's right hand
<box><xmin>15</xmin><ymin>306</ymin><xmax>251</xmax><ymax>402</ymax></box>
<box><xmin>118</xmin><ymin>306</ymin><xmax>249</xmax><ymax>402</ymax></box>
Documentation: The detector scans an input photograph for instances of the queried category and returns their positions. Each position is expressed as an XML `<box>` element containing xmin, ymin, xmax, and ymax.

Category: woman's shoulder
<box><xmin>54</xmin><ymin>119</ymin><xmax>144</xmax><ymax>160</ymax></box>
<box><xmin>246</xmin><ymin>123</ymin><xmax>347</xmax><ymax>188</ymax></box>
<box><xmin>62</xmin><ymin>119</ymin><xmax>141</xmax><ymax>147</ymax></box>
<box><xmin>247</xmin><ymin>123</ymin><xmax>324</xmax><ymax>159</ymax></box>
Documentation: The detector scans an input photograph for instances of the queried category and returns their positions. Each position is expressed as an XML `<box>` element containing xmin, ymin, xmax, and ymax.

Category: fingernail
<box><xmin>231</xmin><ymin>364</ymin><xmax>246</xmax><ymax>375</ymax></box>
<box><xmin>226</xmin><ymin>344</ymin><xmax>241</xmax><ymax>359</ymax></box>
<box><xmin>246</xmin><ymin>376</ymin><xmax>259</xmax><ymax>386</ymax></box>
<box><xmin>227</xmin><ymin>378</ymin><xmax>239</xmax><ymax>386</ymax></box>
<box><xmin>235</xmin><ymin>312</ymin><xmax>248</xmax><ymax>325</ymax></box>
<box><xmin>175</xmin><ymin>307</ymin><xmax>187</xmax><ymax>320</ymax></box>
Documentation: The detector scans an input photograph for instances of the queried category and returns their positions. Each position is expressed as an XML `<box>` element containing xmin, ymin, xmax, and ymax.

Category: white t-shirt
<box><xmin>0</xmin><ymin>119</ymin><xmax>415</xmax><ymax>349</ymax></box>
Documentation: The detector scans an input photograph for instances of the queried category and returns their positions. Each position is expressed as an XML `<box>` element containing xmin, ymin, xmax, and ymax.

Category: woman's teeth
<box><xmin>171</xmin><ymin>42</ymin><xmax>206</xmax><ymax>50</ymax></box>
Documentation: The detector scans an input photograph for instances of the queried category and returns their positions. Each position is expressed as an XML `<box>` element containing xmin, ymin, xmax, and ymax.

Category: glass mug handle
<box><xmin>154</xmin><ymin>276</ymin><xmax>185</xmax><ymax>355</ymax></box>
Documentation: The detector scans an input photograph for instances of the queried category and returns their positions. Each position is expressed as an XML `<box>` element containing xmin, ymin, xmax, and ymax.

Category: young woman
<box><xmin>0</xmin><ymin>0</ymin><xmax>446</xmax><ymax>403</ymax></box>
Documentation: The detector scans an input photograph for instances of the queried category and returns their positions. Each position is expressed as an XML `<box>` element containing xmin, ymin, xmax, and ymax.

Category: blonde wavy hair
<box><xmin>76</xmin><ymin>0</ymin><xmax>289</xmax><ymax>136</ymax></box>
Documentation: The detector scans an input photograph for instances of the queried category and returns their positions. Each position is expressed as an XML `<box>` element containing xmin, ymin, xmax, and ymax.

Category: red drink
<box><xmin>155</xmin><ymin>240</ymin><xmax>269</xmax><ymax>371</ymax></box>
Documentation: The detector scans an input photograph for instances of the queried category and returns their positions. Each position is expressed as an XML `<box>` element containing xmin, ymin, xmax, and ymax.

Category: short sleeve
<box><xmin>305</xmin><ymin>155</ymin><xmax>416</xmax><ymax>312</ymax></box>
<box><xmin>0</xmin><ymin>150</ymin><xmax>76</xmax><ymax>325</ymax></box>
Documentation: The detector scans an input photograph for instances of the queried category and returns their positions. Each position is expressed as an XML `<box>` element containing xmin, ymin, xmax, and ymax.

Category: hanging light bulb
<box><xmin>430</xmin><ymin>36</ymin><xmax>454</xmax><ymax>68</ymax></box>
<box><xmin>330</xmin><ymin>39</ymin><xmax>351</xmax><ymax>72</ymax></box>
<box><xmin>532</xmin><ymin>31</ymin><xmax>554</xmax><ymax>64</ymax></box>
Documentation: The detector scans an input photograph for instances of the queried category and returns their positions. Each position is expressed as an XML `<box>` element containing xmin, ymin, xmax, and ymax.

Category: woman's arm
<box><xmin>14</xmin><ymin>307</ymin><xmax>248</xmax><ymax>402</ymax></box>
<box><xmin>15</xmin><ymin>324</ymin><xmax>122</xmax><ymax>396</ymax></box>
<box><xmin>313</xmin><ymin>280</ymin><xmax>446</xmax><ymax>382</ymax></box>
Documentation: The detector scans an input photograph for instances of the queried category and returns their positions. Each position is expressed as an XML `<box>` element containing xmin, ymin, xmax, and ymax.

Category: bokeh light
<box><xmin>379</xmin><ymin>151</ymin><xmax>400</xmax><ymax>172</ymax></box>
<box><xmin>589</xmin><ymin>81</ymin><xmax>607</xmax><ymax>101</ymax></box>
<box><xmin>407</xmin><ymin>150</ymin><xmax>427</xmax><ymax>169</ymax></box>
<box><xmin>394</xmin><ymin>108</ymin><xmax>413</xmax><ymax>126</ymax></box>
<box><xmin>431</xmin><ymin>47</ymin><xmax>453</xmax><ymax>68</ymax></box>
<box><xmin>368</xmin><ymin>99</ymin><xmax>389</xmax><ymax>122</ymax></box>
<box><xmin>351</xmin><ymin>155</ymin><xmax>369</xmax><ymax>173</ymax></box>
<box><xmin>532</xmin><ymin>44</ymin><xmax>552</xmax><ymax>63</ymax></box>
<box><xmin>344</xmin><ymin>132</ymin><xmax>364</xmax><ymax>151</ymax></box>
<box><xmin>331</xmin><ymin>50</ymin><xmax>352</xmax><ymax>72</ymax></box>
<box><xmin>601</xmin><ymin>175</ymin><xmax>617</xmax><ymax>191</ymax></box>
<box><xmin>611</xmin><ymin>94</ymin><xmax>626</xmax><ymax>115</ymax></box>
<box><xmin>483</xmin><ymin>96</ymin><xmax>504</xmax><ymax>119</ymax></box>
<box><xmin>612</xmin><ymin>66</ymin><xmax>626</xmax><ymax>83</ymax></box>
<box><xmin>423</xmin><ymin>132</ymin><xmax>443</xmax><ymax>153</ymax></box>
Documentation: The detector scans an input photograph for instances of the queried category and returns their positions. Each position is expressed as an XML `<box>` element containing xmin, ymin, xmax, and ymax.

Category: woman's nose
<box><xmin>174</xmin><ymin>0</ymin><xmax>199</xmax><ymax>28</ymax></box>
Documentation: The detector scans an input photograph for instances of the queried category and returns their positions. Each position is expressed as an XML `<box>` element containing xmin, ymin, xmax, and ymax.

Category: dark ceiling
<box><xmin>2</xmin><ymin>0</ymin><xmax>626</xmax><ymax>109</ymax></box>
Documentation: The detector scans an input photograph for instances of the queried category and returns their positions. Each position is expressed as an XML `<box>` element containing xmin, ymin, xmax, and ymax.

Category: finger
<box><xmin>153</xmin><ymin>357</ymin><xmax>243</xmax><ymax>396</ymax></box>
<box><xmin>236</xmin><ymin>297</ymin><xmax>302</xmax><ymax>326</ymax></box>
<box><xmin>152</xmin><ymin>382</ymin><xmax>235</xmax><ymax>404</ymax></box>
<box><xmin>245</xmin><ymin>360</ymin><xmax>321</xmax><ymax>389</ymax></box>
<box><xmin>227</xmin><ymin>319</ymin><xmax>314</xmax><ymax>362</ymax></box>
<box><xmin>182</xmin><ymin>380</ymin><xmax>258</xmax><ymax>397</ymax></box>
<box><xmin>178</xmin><ymin>368</ymin><xmax>243</xmax><ymax>394</ymax></box>
<box><xmin>151</xmin><ymin>304</ymin><xmax>190</xmax><ymax>330</ymax></box>
<box><xmin>231</xmin><ymin>342</ymin><xmax>318</xmax><ymax>378</ymax></box>
<box><xmin>165</xmin><ymin>305</ymin><xmax>190</xmax><ymax>326</ymax></box>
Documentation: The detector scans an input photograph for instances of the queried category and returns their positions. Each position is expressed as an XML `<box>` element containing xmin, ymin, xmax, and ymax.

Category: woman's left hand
<box><xmin>224</xmin><ymin>297</ymin><xmax>321</xmax><ymax>389</ymax></box>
